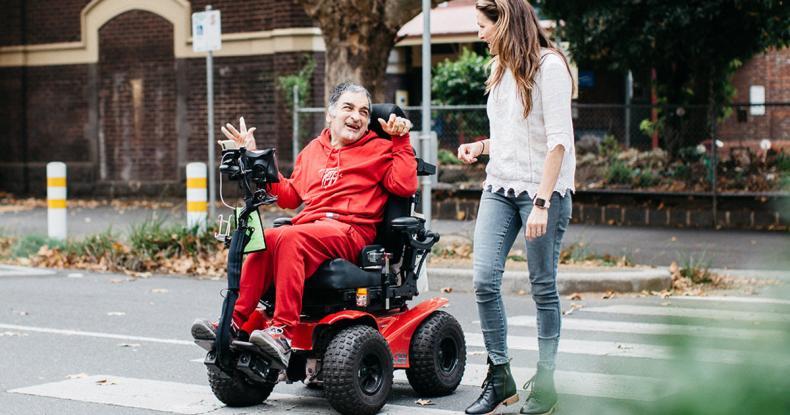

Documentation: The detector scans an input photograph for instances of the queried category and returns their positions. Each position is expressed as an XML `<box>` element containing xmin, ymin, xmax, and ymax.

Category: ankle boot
<box><xmin>520</xmin><ymin>366</ymin><xmax>558</xmax><ymax>414</ymax></box>
<box><xmin>465</xmin><ymin>361</ymin><xmax>519</xmax><ymax>414</ymax></box>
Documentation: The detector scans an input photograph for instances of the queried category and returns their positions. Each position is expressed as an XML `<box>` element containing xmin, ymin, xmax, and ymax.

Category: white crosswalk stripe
<box><xmin>464</xmin><ymin>332</ymin><xmax>748</xmax><ymax>363</ymax></box>
<box><xmin>668</xmin><ymin>295</ymin><xmax>790</xmax><ymax>306</ymax></box>
<box><xmin>395</xmin><ymin>363</ymin><xmax>665</xmax><ymax>401</ymax></box>
<box><xmin>507</xmin><ymin>315</ymin><xmax>783</xmax><ymax>339</ymax></box>
<box><xmin>582</xmin><ymin>304</ymin><xmax>790</xmax><ymax>322</ymax></box>
<box><xmin>10</xmin><ymin>375</ymin><xmax>459</xmax><ymax>415</ymax></box>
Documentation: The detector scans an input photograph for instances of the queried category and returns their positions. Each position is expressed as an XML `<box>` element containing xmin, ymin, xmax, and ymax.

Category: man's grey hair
<box><xmin>327</xmin><ymin>82</ymin><xmax>372</xmax><ymax>123</ymax></box>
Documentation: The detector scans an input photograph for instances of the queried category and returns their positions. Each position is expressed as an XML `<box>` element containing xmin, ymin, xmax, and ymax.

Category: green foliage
<box><xmin>599</xmin><ymin>133</ymin><xmax>620</xmax><ymax>160</ymax></box>
<box><xmin>542</xmin><ymin>0</ymin><xmax>790</xmax><ymax>151</ymax></box>
<box><xmin>10</xmin><ymin>235</ymin><xmax>65</xmax><ymax>258</ymax></box>
<box><xmin>437</xmin><ymin>149</ymin><xmax>462</xmax><ymax>165</ymax></box>
<box><xmin>606</xmin><ymin>160</ymin><xmax>634</xmax><ymax>185</ymax></box>
<box><xmin>679</xmin><ymin>253</ymin><xmax>713</xmax><ymax>284</ymax></box>
<box><xmin>432</xmin><ymin>48</ymin><xmax>490</xmax><ymax>105</ymax></box>
<box><xmin>635</xmin><ymin>169</ymin><xmax>658</xmax><ymax>188</ymax></box>
<box><xmin>277</xmin><ymin>55</ymin><xmax>316</xmax><ymax>110</ymax></box>
<box><xmin>129</xmin><ymin>220</ymin><xmax>219</xmax><ymax>259</ymax></box>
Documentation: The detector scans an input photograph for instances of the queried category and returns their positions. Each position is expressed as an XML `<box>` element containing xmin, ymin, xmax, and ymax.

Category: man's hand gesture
<box><xmin>377</xmin><ymin>114</ymin><xmax>412</xmax><ymax>137</ymax></box>
<box><xmin>221</xmin><ymin>116</ymin><xmax>257</xmax><ymax>150</ymax></box>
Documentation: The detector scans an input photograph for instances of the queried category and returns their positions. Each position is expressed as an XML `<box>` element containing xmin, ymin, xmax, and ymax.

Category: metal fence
<box><xmin>294</xmin><ymin>102</ymin><xmax>789</xmax><ymax>155</ymax></box>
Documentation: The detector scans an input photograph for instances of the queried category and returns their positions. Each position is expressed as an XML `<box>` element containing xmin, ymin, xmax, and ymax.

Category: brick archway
<box><xmin>97</xmin><ymin>10</ymin><xmax>177</xmax><ymax>190</ymax></box>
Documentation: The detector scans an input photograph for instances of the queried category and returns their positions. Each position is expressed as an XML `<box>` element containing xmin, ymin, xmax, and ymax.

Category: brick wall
<box><xmin>718</xmin><ymin>47</ymin><xmax>790</xmax><ymax>142</ymax></box>
<box><xmin>98</xmin><ymin>10</ymin><xmax>177</xmax><ymax>187</ymax></box>
<box><xmin>0</xmin><ymin>1</ymin><xmax>323</xmax><ymax>196</ymax></box>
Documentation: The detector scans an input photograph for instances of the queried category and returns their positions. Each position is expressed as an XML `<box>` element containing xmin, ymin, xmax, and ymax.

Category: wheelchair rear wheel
<box><xmin>406</xmin><ymin>310</ymin><xmax>466</xmax><ymax>396</ymax></box>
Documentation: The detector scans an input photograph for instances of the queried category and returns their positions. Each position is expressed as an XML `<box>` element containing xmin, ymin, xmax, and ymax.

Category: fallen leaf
<box><xmin>516</xmin><ymin>289</ymin><xmax>527</xmax><ymax>296</ymax></box>
<box><xmin>118</xmin><ymin>343</ymin><xmax>141</xmax><ymax>348</ymax></box>
<box><xmin>415</xmin><ymin>399</ymin><xmax>434</xmax><ymax>406</ymax></box>
<box><xmin>95</xmin><ymin>378</ymin><xmax>117</xmax><ymax>386</ymax></box>
<box><xmin>567</xmin><ymin>292</ymin><xmax>583</xmax><ymax>301</ymax></box>
<box><xmin>14</xmin><ymin>310</ymin><xmax>29</xmax><ymax>316</ymax></box>
<box><xmin>440</xmin><ymin>287</ymin><xmax>453</xmax><ymax>293</ymax></box>
<box><xmin>563</xmin><ymin>303</ymin><xmax>584</xmax><ymax>316</ymax></box>
<box><xmin>602</xmin><ymin>291</ymin><xmax>617</xmax><ymax>300</ymax></box>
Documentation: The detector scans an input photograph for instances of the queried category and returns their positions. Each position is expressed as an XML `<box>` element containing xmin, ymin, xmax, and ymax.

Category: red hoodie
<box><xmin>270</xmin><ymin>128</ymin><xmax>417</xmax><ymax>242</ymax></box>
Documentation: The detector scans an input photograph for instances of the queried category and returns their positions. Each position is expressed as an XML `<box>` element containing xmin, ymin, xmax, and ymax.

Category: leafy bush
<box><xmin>606</xmin><ymin>160</ymin><xmax>634</xmax><ymax>185</ymax></box>
<box><xmin>10</xmin><ymin>235</ymin><xmax>65</xmax><ymax>258</ymax></box>
<box><xmin>437</xmin><ymin>149</ymin><xmax>462</xmax><ymax>165</ymax></box>
<box><xmin>432</xmin><ymin>48</ymin><xmax>490</xmax><ymax>105</ymax></box>
<box><xmin>129</xmin><ymin>220</ymin><xmax>220</xmax><ymax>259</ymax></box>
<box><xmin>635</xmin><ymin>169</ymin><xmax>659</xmax><ymax>187</ymax></box>
<box><xmin>599</xmin><ymin>134</ymin><xmax>621</xmax><ymax>160</ymax></box>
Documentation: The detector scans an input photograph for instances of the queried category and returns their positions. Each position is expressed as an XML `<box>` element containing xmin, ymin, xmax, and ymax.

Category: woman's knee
<box><xmin>530</xmin><ymin>280</ymin><xmax>559</xmax><ymax>303</ymax></box>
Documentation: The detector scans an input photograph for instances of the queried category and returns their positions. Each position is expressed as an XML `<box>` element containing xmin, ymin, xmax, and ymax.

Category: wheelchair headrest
<box><xmin>369</xmin><ymin>103</ymin><xmax>407</xmax><ymax>140</ymax></box>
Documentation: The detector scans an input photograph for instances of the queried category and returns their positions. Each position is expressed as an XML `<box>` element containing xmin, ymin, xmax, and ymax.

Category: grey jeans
<box><xmin>472</xmin><ymin>189</ymin><xmax>572</xmax><ymax>367</ymax></box>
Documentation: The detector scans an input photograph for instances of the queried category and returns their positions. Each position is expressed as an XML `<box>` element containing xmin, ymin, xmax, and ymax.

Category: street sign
<box><xmin>191</xmin><ymin>10</ymin><xmax>221</xmax><ymax>52</ymax></box>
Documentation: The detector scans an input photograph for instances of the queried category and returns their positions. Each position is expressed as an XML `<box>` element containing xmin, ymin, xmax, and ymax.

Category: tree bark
<box><xmin>297</xmin><ymin>0</ymin><xmax>444</xmax><ymax>102</ymax></box>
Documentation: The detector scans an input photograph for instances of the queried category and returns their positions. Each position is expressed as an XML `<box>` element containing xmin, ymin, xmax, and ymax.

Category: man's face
<box><xmin>327</xmin><ymin>91</ymin><xmax>370</xmax><ymax>147</ymax></box>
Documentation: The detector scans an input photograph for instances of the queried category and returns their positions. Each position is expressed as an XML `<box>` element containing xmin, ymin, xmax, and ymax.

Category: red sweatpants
<box><xmin>233</xmin><ymin>219</ymin><xmax>371</xmax><ymax>336</ymax></box>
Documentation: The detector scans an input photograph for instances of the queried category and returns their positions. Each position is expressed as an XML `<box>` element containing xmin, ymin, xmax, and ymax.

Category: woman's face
<box><xmin>476</xmin><ymin>9</ymin><xmax>496</xmax><ymax>53</ymax></box>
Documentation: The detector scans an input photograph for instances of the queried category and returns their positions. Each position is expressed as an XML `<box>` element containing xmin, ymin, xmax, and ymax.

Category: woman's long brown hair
<box><xmin>476</xmin><ymin>0</ymin><xmax>572</xmax><ymax>118</ymax></box>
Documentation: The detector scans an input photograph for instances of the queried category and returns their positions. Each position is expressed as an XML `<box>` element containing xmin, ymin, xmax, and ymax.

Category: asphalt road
<box><xmin>1</xmin><ymin>265</ymin><xmax>788</xmax><ymax>414</ymax></box>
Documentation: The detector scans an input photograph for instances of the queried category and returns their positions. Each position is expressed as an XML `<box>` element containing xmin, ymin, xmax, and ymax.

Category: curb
<box><xmin>426</xmin><ymin>267</ymin><xmax>672</xmax><ymax>295</ymax></box>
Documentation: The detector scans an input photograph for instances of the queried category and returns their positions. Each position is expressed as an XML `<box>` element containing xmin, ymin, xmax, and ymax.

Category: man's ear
<box><xmin>325</xmin><ymin>113</ymin><xmax>332</xmax><ymax>125</ymax></box>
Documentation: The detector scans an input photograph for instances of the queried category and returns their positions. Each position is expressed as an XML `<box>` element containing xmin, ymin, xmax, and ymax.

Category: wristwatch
<box><xmin>533</xmin><ymin>197</ymin><xmax>550</xmax><ymax>210</ymax></box>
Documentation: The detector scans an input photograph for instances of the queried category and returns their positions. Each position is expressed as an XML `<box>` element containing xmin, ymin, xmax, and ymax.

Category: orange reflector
<box><xmin>47</xmin><ymin>199</ymin><xmax>67</xmax><ymax>209</ymax></box>
<box><xmin>47</xmin><ymin>177</ymin><xmax>66</xmax><ymax>187</ymax></box>
<box><xmin>186</xmin><ymin>177</ymin><xmax>207</xmax><ymax>188</ymax></box>
<box><xmin>187</xmin><ymin>201</ymin><xmax>208</xmax><ymax>212</ymax></box>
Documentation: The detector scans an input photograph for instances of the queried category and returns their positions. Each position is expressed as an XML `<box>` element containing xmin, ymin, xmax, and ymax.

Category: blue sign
<box><xmin>579</xmin><ymin>70</ymin><xmax>595</xmax><ymax>88</ymax></box>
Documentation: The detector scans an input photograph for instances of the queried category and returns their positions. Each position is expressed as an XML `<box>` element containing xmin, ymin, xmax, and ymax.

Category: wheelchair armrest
<box><xmin>273</xmin><ymin>217</ymin><xmax>292</xmax><ymax>228</ymax></box>
<box><xmin>390</xmin><ymin>216</ymin><xmax>424</xmax><ymax>233</ymax></box>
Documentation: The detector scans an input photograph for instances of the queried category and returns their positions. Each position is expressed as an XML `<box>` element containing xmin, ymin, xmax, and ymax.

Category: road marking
<box><xmin>464</xmin><ymin>332</ymin><xmax>745</xmax><ymax>364</ymax></box>
<box><xmin>582</xmin><ymin>305</ymin><xmax>790</xmax><ymax>323</ymax></box>
<box><xmin>0</xmin><ymin>323</ymin><xmax>193</xmax><ymax>346</ymax></box>
<box><xmin>507</xmin><ymin>315</ymin><xmax>783</xmax><ymax>339</ymax></box>
<box><xmin>668</xmin><ymin>295</ymin><xmax>790</xmax><ymax>306</ymax></box>
<box><xmin>0</xmin><ymin>265</ymin><xmax>56</xmax><ymax>277</ymax></box>
<box><xmin>9</xmin><ymin>375</ymin><xmax>458</xmax><ymax>414</ymax></box>
<box><xmin>395</xmin><ymin>363</ymin><xmax>664</xmax><ymax>401</ymax></box>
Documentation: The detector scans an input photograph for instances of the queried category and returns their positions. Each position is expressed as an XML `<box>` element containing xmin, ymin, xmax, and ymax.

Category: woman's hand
<box><xmin>525</xmin><ymin>207</ymin><xmax>548</xmax><ymax>241</ymax></box>
<box><xmin>457</xmin><ymin>141</ymin><xmax>484</xmax><ymax>164</ymax></box>
<box><xmin>377</xmin><ymin>113</ymin><xmax>413</xmax><ymax>137</ymax></box>
<box><xmin>221</xmin><ymin>116</ymin><xmax>257</xmax><ymax>151</ymax></box>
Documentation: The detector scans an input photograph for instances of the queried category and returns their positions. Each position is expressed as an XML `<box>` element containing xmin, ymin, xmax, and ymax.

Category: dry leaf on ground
<box><xmin>602</xmin><ymin>291</ymin><xmax>617</xmax><ymax>300</ymax></box>
<box><xmin>415</xmin><ymin>399</ymin><xmax>434</xmax><ymax>406</ymax></box>
<box><xmin>567</xmin><ymin>292</ymin><xmax>583</xmax><ymax>301</ymax></box>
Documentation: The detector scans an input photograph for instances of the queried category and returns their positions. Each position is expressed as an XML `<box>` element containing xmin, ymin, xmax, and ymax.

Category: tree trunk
<box><xmin>297</xmin><ymin>0</ymin><xmax>444</xmax><ymax>102</ymax></box>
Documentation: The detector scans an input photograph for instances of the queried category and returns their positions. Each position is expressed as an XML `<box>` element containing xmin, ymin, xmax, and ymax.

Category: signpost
<box><xmin>192</xmin><ymin>6</ymin><xmax>221</xmax><ymax>222</ymax></box>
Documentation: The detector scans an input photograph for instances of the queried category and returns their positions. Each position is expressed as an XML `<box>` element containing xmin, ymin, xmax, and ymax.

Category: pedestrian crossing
<box><xmin>5</xmin><ymin>294</ymin><xmax>789</xmax><ymax>414</ymax></box>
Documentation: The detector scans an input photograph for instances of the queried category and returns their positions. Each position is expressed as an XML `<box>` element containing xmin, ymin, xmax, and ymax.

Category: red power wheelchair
<box><xmin>195</xmin><ymin>104</ymin><xmax>466</xmax><ymax>415</ymax></box>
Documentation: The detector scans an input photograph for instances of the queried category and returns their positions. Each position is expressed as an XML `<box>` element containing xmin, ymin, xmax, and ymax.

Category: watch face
<box><xmin>534</xmin><ymin>198</ymin><xmax>546</xmax><ymax>207</ymax></box>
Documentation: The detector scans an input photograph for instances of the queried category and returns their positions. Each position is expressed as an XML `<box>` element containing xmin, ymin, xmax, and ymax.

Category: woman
<box><xmin>458</xmin><ymin>1</ymin><xmax>575</xmax><ymax>414</ymax></box>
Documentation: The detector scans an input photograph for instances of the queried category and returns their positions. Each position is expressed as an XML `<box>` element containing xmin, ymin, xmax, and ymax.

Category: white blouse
<box><xmin>483</xmin><ymin>50</ymin><xmax>576</xmax><ymax>197</ymax></box>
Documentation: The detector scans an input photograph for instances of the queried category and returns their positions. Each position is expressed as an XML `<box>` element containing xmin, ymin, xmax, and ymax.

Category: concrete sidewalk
<box><xmin>1</xmin><ymin>200</ymin><xmax>787</xmax><ymax>293</ymax></box>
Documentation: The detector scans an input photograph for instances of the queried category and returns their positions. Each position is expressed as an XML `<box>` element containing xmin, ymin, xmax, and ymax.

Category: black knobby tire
<box><xmin>405</xmin><ymin>310</ymin><xmax>466</xmax><ymax>396</ymax></box>
<box><xmin>208</xmin><ymin>369</ymin><xmax>276</xmax><ymax>407</ymax></box>
<box><xmin>322</xmin><ymin>325</ymin><xmax>394</xmax><ymax>415</ymax></box>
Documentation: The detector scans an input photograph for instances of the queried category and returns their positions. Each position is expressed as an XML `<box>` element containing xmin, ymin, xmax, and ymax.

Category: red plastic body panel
<box><xmin>286</xmin><ymin>297</ymin><xmax>449</xmax><ymax>369</ymax></box>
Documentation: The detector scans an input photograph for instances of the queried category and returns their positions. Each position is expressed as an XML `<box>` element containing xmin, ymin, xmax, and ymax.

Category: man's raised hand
<box><xmin>220</xmin><ymin>116</ymin><xmax>257</xmax><ymax>150</ymax></box>
<box><xmin>377</xmin><ymin>113</ymin><xmax>412</xmax><ymax>137</ymax></box>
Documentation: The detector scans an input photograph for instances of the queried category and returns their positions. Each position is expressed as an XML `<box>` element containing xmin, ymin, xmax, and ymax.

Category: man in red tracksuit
<box><xmin>192</xmin><ymin>82</ymin><xmax>417</xmax><ymax>368</ymax></box>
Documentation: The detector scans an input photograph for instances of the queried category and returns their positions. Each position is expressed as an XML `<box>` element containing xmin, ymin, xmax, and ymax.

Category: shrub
<box><xmin>606</xmin><ymin>160</ymin><xmax>634</xmax><ymax>185</ymax></box>
<box><xmin>599</xmin><ymin>134</ymin><xmax>620</xmax><ymax>160</ymax></box>
<box><xmin>10</xmin><ymin>235</ymin><xmax>65</xmax><ymax>258</ymax></box>
<box><xmin>437</xmin><ymin>149</ymin><xmax>462</xmax><ymax>165</ymax></box>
